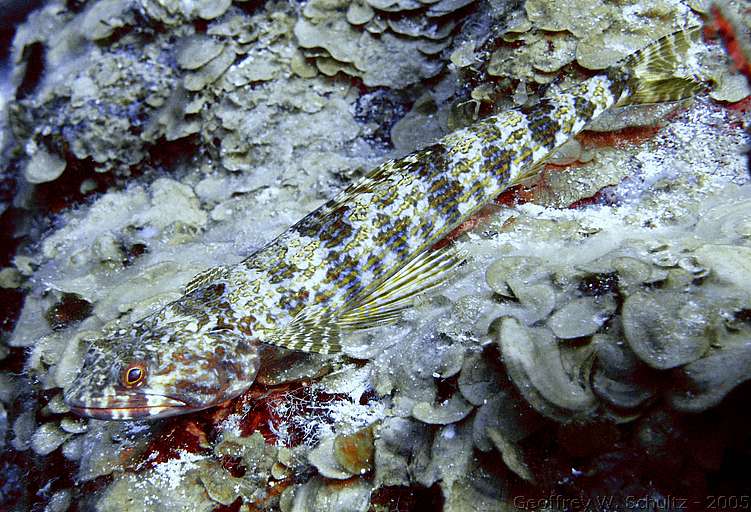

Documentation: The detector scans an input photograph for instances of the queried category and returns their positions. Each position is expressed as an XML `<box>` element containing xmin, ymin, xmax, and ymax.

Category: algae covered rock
<box><xmin>22</xmin><ymin>144</ymin><xmax>66</xmax><ymax>184</ymax></box>
<box><xmin>494</xmin><ymin>317</ymin><xmax>598</xmax><ymax>422</ymax></box>
<box><xmin>97</xmin><ymin>454</ymin><xmax>216</xmax><ymax>512</ymax></box>
<box><xmin>622</xmin><ymin>290</ymin><xmax>714</xmax><ymax>370</ymax></box>
<box><xmin>138</xmin><ymin>0</ymin><xmax>233</xmax><ymax>25</ymax></box>
<box><xmin>81</xmin><ymin>0</ymin><xmax>134</xmax><ymax>41</ymax></box>
<box><xmin>293</xmin><ymin>0</ymin><xmax>480</xmax><ymax>87</ymax></box>
<box><xmin>9</xmin><ymin>3</ymin><xmax>179</xmax><ymax>175</ymax></box>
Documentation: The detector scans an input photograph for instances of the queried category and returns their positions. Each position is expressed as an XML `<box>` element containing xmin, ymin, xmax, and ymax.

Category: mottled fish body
<box><xmin>65</xmin><ymin>28</ymin><xmax>707</xmax><ymax>420</ymax></box>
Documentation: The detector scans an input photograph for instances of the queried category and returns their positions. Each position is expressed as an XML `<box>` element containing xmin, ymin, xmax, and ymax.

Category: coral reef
<box><xmin>0</xmin><ymin>0</ymin><xmax>750</xmax><ymax>511</ymax></box>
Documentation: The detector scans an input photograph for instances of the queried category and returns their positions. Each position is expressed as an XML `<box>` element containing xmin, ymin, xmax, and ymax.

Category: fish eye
<box><xmin>122</xmin><ymin>363</ymin><xmax>147</xmax><ymax>387</ymax></box>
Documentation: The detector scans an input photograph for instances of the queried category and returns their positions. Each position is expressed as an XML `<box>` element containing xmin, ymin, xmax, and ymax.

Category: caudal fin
<box><xmin>618</xmin><ymin>26</ymin><xmax>711</xmax><ymax>106</ymax></box>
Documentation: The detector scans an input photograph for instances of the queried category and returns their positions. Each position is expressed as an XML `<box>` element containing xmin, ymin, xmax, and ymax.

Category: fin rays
<box><xmin>184</xmin><ymin>266</ymin><xmax>229</xmax><ymax>295</ymax></box>
<box><xmin>266</xmin><ymin>246</ymin><xmax>466</xmax><ymax>354</ymax></box>
<box><xmin>619</xmin><ymin>26</ymin><xmax>709</xmax><ymax>106</ymax></box>
<box><xmin>259</xmin><ymin>28</ymin><xmax>709</xmax><ymax>356</ymax></box>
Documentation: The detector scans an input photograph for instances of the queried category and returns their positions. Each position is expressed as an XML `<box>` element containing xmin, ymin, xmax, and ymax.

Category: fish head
<box><xmin>64</xmin><ymin>322</ymin><xmax>260</xmax><ymax>421</ymax></box>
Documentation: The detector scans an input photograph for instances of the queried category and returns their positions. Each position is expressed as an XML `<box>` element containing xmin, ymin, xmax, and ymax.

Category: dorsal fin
<box><xmin>291</xmin><ymin>146</ymin><xmax>441</xmax><ymax>234</ymax></box>
<box><xmin>266</xmin><ymin>245</ymin><xmax>466</xmax><ymax>354</ymax></box>
<box><xmin>184</xmin><ymin>265</ymin><xmax>229</xmax><ymax>294</ymax></box>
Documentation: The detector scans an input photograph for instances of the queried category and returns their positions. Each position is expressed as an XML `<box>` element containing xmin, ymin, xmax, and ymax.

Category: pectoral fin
<box><xmin>507</xmin><ymin>159</ymin><xmax>548</xmax><ymax>188</ymax></box>
<box><xmin>266</xmin><ymin>246</ymin><xmax>466</xmax><ymax>354</ymax></box>
<box><xmin>266</xmin><ymin>305</ymin><xmax>344</xmax><ymax>354</ymax></box>
<box><xmin>337</xmin><ymin>245</ymin><xmax>467</xmax><ymax>331</ymax></box>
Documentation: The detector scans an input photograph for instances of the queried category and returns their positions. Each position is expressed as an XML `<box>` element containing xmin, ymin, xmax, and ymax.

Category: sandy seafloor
<box><xmin>1</xmin><ymin>0</ymin><xmax>751</xmax><ymax>511</ymax></box>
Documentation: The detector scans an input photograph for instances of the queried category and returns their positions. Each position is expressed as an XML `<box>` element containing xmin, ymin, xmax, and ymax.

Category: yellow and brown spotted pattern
<box><xmin>65</xmin><ymin>70</ymin><xmax>631</xmax><ymax>420</ymax></box>
<box><xmin>236</xmin><ymin>75</ymin><xmax>627</xmax><ymax>341</ymax></box>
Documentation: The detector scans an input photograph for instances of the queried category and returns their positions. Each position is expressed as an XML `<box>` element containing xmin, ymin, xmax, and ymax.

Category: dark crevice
<box><xmin>434</xmin><ymin>373</ymin><xmax>460</xmax><ymax>404</ymax></box>
<box><xmin>234</xmin><ymin>0</ymin><xmax>266</xmax><ymax>16</ymax></box>
<box><xmin>192</xmin><ymin>18</ymin><xmax>209</xmax><ymax>33</ymax></box>
<box><xmin>31</xmin><ymin>153</ymin><xmax>114</xmax><ymax>214</ymax></box>
<box><xmin>370</xmin><ymin>484</ymin><xmax>445</xmax><ymax>512</ymax></box>
<box><xmin>147</xmin><ymin>134</ymin><xmax>199</xmax><ymax>171</ymax></box>
<box><xmin>0</xmin><ymin>288</ymin><xmax>24</xmax><ymax>336</ymax></box>
<box><xmin>0</xmin><ymin>0</ymin><xmax>46</xmax><ymax>63</ymax></box>
<box><xmin>14</xmin><ymin>42</ymin><xmax>46</xmax><ymax>101</ymax></box>
<box><xmin>355</xmin><ymin>88</ymin><xmax>411</xmax><ymax>150</ymax></box>
<box><xmin>0</xmin><ymin>204</ymin><xmax>24</xmax><ymax>267</ymax></box>
<box><xmin>578</xmin><ymin>272</ymin><xmax>620</xmax><ymax>297</ymax></box>
<box><xmin>123</xmin><ymin>241</ymin><xmax>148</xmax><ymax>266</ymax></box>
<box><xmin>45</xmin><ymin>293</ymin><xmax>93</xmax><ymax>331</ymax></box>
<box><xmin>64</xmin><ymin>0</ymin><xmax>87</xmax><ymax>13</ymax></box>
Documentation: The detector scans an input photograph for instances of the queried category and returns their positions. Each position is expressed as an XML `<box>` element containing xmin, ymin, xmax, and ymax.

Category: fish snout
<box><xmin>64</xmin><ymin>388</ymin><xmax>192</xmax><ymax>420</ymax></box>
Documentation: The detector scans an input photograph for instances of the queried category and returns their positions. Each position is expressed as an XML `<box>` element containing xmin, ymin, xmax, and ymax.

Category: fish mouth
<box><xmin>65</xmin><ymin>392</ymin><xmax>194</xmax><ymax>420</ymax></box>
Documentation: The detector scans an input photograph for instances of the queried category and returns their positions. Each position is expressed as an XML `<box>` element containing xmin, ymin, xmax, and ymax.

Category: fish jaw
<box><xmin>65</xmin><ymin>390</ymin><xmax>196</xmax><ymax>420</ymax></box>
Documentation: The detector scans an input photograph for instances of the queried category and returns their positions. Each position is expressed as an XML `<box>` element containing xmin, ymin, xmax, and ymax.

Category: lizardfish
<box><xmin>64</xmin><ymin>27</ymin><xmax>707</xmax><ymax>420</ymax></box>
